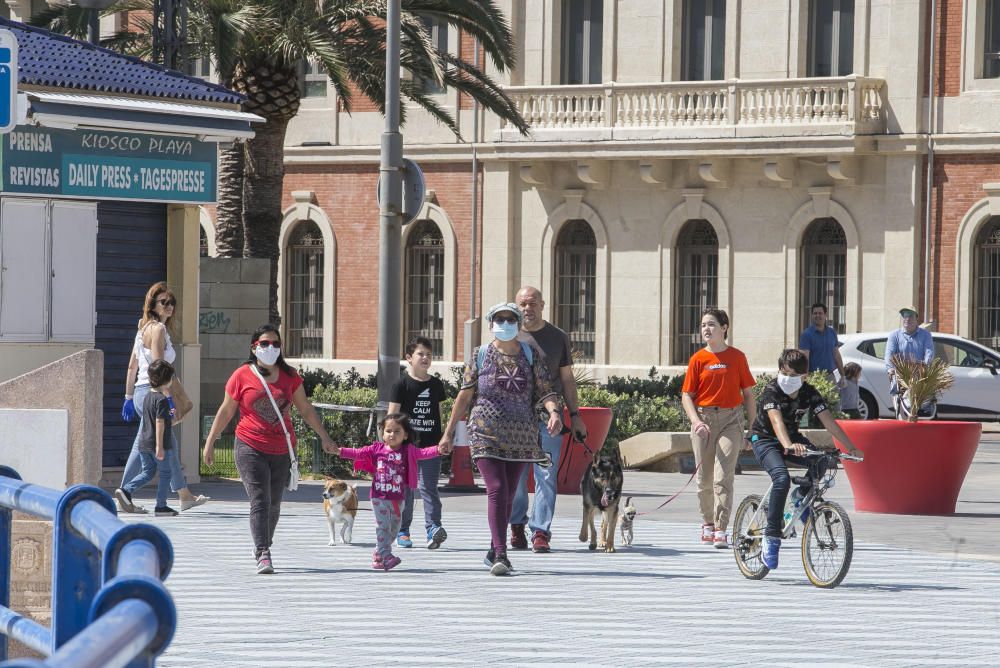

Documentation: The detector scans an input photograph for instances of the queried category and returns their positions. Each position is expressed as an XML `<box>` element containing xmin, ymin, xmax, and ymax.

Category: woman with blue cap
<box><xmin>439</xmin><ymin>302</ymin><xmax>563</xmax><ymax>575</ymax></box>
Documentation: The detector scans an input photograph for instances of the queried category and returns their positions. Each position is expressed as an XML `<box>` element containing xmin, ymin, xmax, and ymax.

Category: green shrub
<box><xmin>603</xmin><ymin>368</ymin><xmax>685</xmax><ymax>399</ymax></box>
<box><xmin>292</xmin><ymin>385</ymin><xmax>378</xmax><ymax>479</ymax></box>
<box><xmin>578</xmin><ymin>386</ymin><xmax>690</xmax><ymax>458</ymax></box>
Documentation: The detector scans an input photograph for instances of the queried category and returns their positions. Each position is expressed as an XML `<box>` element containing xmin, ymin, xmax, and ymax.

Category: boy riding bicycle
<box><xmin>748</xmin><ymin>349</ymin><xmax>864</xmax><ymax>570</ymax></box>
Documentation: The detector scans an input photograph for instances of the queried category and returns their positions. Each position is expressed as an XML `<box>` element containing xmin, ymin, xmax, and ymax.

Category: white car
<box><xmin>838</xmin><ymin>332</ymin><xmax>1000</xmax><ymax>421</ymax></box>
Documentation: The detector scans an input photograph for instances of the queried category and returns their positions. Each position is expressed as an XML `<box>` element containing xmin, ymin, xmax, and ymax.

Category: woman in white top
<box><xmin>118</xmin><ymin>282</ymin><xmax>208</xmax><ymax>514</ymax></box>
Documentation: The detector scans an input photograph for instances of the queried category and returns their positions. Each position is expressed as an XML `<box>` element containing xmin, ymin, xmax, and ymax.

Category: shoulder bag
<box><xmin>248</xmin><ymin>364</ymin><xmax>300</xmax><ymax>491</ymax></box>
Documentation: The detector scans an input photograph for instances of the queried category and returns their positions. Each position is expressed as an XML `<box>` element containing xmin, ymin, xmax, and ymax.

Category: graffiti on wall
<box><xmin>199</xmin><ymin>310</ymin><xmax>232</xmax><ymax>334</ymax></box>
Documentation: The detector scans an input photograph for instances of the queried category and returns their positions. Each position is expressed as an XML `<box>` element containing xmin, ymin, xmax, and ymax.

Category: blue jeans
<box><xmin>121</xmin><ymin>384</ymin><xmax>187</xmax><ymax>493</ymax></box>
<box><xmin>400</xmin><ymin>456</ymin><xmax>443</xmax><ymax>535</ymax></box>
<box><xmin>510</xmin><ymin>422</ymin><xmax>563</xmax><ymax>536</ymax></box>
<box><xmin>122</xmin><ymin>450</ymin><xmax>174</xmax><ymax>508</ymax></box>
<box><xmin>750</xmin><ymin>435</ymin><xmax>813</xmax><ymax>539</ymax></box>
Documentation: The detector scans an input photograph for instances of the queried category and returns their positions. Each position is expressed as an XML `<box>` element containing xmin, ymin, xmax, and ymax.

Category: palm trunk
<box><xmin>214</xmin><ymin>140</ymin><xmax>245</xmax><ymax>257</ymax></box>
<box><xmin>242</xmin><ymin>116</ymin><xmax>291</xmax><ymax>325</ymax></box>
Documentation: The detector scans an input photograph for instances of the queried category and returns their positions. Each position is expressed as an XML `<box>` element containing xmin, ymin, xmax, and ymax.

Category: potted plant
<box><xmin>834</xmin><ymin>355</ymin><xmax>982</xmax><ymax>515</ymax></box>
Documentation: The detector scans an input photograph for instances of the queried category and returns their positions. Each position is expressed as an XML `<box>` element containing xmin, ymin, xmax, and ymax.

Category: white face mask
<box><xmin>777</xmin><ymin>373</ymin><xmax>804</xmax><ymax>395</ymax></box>
<box><xmin>254</xmin><ymin>344</ymin><xmax>281</xmax><ymax>366</ymax></box>
<box><xmin>491</xmin><ymin>321</ymin><xmax>519</xmax><ymax>342</ymax></box>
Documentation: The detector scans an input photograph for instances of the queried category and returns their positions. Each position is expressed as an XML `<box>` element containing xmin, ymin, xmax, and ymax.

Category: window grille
<box><xmin>285</xmin><ymin>222</ymin><xmax>325</xmax><ymax>357</ymax></box>
<box><xmin>985</xmin><ymin>0</ymin><xmax>1000</xmax><ymax>78</ymax></box>
<box><xmin>673</xmin><ymin>220</ymin><xmax>719</xmax><ymax>364</ymax></box>
<box><xmin>800</xmin><ymin>218</ymin><xmax>847</xmax><ymax>334</ymax></box>
<box><xmin>554</xmin><ymin>220</ymin><xmax>597</xmax><ymax>362</ymax></box>
<box><xmin>404</xmin><ymin>221</ymin><xmax>445</xmax><ymax>357</ymax></box>
<box><xmin>975</xmin><ymin>217</ymin><xmax>1000</xmax><ymax>351</ymax></box>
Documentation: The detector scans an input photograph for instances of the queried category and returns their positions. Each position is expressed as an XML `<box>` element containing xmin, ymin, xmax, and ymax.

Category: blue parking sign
<box><xmin>0</xmin><ymin>29</ymin><xmax>18</xmax><ymax>134</ymax></box>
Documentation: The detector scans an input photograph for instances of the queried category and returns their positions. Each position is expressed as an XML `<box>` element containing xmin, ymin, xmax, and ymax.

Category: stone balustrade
<box><xmin>498</xmin><ymin>76</ymin><xmax>886</xmax><ymax>141</ymax></box>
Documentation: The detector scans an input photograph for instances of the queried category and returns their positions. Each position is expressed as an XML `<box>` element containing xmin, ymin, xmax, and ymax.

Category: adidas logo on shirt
<box><xmin>417</xmin><ymin>388</ymin><xmax>431</xmax><ymax>398</ymax></box>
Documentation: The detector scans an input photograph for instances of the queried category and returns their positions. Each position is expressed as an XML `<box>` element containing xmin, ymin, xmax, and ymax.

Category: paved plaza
<box><xmin>125</xmin><ymin>435</ymin><xmax>1000</xmax><ymax>667</ymax></box>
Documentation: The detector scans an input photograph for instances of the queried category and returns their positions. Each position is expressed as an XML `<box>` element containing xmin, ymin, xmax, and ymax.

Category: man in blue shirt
<box><xmin>798</xmin><ymin>303</ymin><xmax>846</xmax><ymax>414</ymax></box>
<box><xmin>884</xmin><ymin>307</ymin><xmax>935</xmax><ymax>416</ymax></box>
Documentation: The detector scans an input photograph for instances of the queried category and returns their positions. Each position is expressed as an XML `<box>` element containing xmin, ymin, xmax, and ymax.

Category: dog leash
<box><xmin>635</xmin><ymin>461</ymin><xmax>701</xmax><ymax>517</ymax></box>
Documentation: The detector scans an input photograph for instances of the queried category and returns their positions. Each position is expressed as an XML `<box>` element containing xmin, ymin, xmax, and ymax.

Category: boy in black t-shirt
<box><xmin>115</xmin><ymin>359</ymin><xmax>180</xmax><ymax>517</ymax></box>
<box><xmin>389</xmin><ymin>336</ymin><xmax>448</xmax><ymax>549</ymax></box>
<box><xmin>749</xmin><ymin>349</ymin><xmax>863</xmax><ymax>570</ymax></box>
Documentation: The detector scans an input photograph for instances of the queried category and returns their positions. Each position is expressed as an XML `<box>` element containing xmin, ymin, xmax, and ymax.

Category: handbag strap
<box><xmin>248</xmin><ymin>364</ymin><xmax>297</xmax><ymax>464</ymax></box>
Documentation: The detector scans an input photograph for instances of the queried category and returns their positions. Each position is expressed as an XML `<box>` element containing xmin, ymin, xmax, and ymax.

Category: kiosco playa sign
<box><xmin>0</xmin><ymin>126</ymin><xmax>217</xmax><ymax>203</ymax></box>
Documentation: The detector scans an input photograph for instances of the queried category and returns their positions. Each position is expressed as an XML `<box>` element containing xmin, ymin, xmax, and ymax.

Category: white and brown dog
<box><xmin>619</xmin><ymin>496</ymin><xmax>637</xmax><ymax>546</ymax></box>
<box><xmin>322</xmin><ymin>478</ymin><xmax>358</xmax><ymax>546</ymax></box>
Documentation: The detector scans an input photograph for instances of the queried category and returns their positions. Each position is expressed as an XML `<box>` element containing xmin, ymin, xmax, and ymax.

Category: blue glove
<box><xmin>166</xmin><ymin>397</ymin><xmax>177</xmax><ymax>418</ymax></box>
<box><xmin>121</xmin><ymin>398</ymin><xmax>135</xmax><ymax>422</ymax></box>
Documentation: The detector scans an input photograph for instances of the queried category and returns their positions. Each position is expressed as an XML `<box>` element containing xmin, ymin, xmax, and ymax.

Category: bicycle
<box><xmin>732</xmin><ymin>448</ymin><xmax>864</xmax><ymax>589</ymax></box>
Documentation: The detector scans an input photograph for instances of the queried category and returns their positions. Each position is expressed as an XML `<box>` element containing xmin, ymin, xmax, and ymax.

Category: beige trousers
<box><xmin>691</xmin><ymin>405</ymin><xmax>744</xmax><ymax>531</ymax></box>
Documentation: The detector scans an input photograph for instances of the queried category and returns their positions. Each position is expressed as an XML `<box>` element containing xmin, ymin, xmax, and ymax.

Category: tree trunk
<box><xmin>242</xmin><ymin>116</ymin><xmax>291</xmax><ymax>325</ymax></box>
<box><xmin>214</xmin><ymin>140</ymin><xmax>245</xmax><ymax>257</ymax></box>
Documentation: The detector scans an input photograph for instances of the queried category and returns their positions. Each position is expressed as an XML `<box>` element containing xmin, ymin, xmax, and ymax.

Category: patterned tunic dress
<box><xmin>462</xmin><ymin>343</ymin><xmax>560</xmax><ymax>463</ymax></box>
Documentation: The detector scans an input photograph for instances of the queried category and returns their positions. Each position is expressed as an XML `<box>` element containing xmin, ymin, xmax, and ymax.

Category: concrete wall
<box><xmin>199</xmin><ymin>257</ymin><xmax>270</xmax><ymax>427</ymax></box>
<box><xmin>0</xmin><ymin>348</ymin><xmax>104</xmax><ymax>659</ymax></box>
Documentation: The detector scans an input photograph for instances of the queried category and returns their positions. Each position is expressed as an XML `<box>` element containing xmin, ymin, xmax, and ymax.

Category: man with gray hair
<box><xmin>509</xmin><ymin>286</ymin><xmax>588</xmax><ymax>553</ymax></box>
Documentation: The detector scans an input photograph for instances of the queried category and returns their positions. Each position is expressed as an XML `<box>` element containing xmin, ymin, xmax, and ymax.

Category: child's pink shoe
<box><xmin>371</xmin><ymin>553</ymin><xmax>384</xmax><ymax>570</ymax></box>
<box><xmin>381</xmin><ymin>555</ymin><xmax>402</xmax><ymax>571</ymax></box>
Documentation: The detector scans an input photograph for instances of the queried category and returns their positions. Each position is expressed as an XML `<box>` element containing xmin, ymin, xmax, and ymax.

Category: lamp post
<box><xmin>376</xmin><ymin>0</ymin><xmax>403</xmax><ymax>417</ymax></box>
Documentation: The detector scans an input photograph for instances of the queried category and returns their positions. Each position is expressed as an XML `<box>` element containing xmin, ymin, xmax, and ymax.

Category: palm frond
<box><xmin>890</xmin><ymin>355</ymin><xmax>954</xmax><ymax>423</ymax></box>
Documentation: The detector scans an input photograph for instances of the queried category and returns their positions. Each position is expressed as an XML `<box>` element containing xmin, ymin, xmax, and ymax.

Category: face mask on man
<box><xmin>777</xmin><ymin>373</ymin><xmax>803</xmax><ymax>396</ymax></box>
<box><xmin>254</xmin><ymin>344</ymin><xmax>281</xmax><ymax>366</ymax></box>
<box><xmin>491</xmin><ymin>321</ymin><xmax>519</xmax><ymax>342</ymax></box>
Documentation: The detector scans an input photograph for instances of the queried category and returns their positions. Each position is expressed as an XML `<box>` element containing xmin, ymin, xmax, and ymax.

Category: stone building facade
<box><xmin>195</xmin><ymin>0</ymin><xmax>1000</xmax><ymax>375</ymax></box>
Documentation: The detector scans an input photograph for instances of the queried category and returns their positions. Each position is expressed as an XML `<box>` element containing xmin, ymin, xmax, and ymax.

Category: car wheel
<box><xmin>859</xmin><ymin>390</ymin><xmax>879</xmax><ymax>420</ymax></box>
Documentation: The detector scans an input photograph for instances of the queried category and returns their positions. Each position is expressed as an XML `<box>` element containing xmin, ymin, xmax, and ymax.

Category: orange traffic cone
<box><xmin>443</xmin><ymin>445</ymin><xmax>482</xmax><ymax>492</ymax></box>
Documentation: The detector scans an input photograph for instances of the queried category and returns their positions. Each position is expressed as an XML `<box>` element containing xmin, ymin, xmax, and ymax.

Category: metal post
<box><xmin>923</xmin><ymin>0</ymin><xmax>937</xmax><ymax>324</ymax></box>
<box><xmin>470</xmin><ymin>38</ymin><xmax>480</xmax><ymax>324</ymax></box>
<box><xmin>87</xmin><ymin>10</ymin><xmax>100</xmax><ymax>45</ymax></box>
<box><xmin>376</xmin><ymin>0</ymin><xmax>403</xmax><ymax>417</ymax></box>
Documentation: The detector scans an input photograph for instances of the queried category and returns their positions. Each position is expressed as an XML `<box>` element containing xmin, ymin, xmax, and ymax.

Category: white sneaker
<box><xmin>180</xmin><ymin>494</ymin><xmax>209</xmax><ymax>511</ymax></box>
<box><xmin>713</xmin><ymin>530</ymin><xmax>729</xmax><ymax>549</ymax></box>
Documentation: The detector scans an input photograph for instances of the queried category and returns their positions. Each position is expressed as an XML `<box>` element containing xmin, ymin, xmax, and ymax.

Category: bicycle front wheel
<box><xmin>801</xmin><ymin>500</ymin><xmax>854</xmax><ymax>588</ymax></box>
<box><xmin>733</xmin><ymin>494</ymin><xmax>769</xmax><ymax>580</ymax></box>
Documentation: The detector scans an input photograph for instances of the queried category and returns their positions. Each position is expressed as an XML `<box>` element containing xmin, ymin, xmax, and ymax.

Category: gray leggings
<box><xmin>235</xmin><ymin>438</ymin><xmax>290</xmax><ymax>558</ymax></box>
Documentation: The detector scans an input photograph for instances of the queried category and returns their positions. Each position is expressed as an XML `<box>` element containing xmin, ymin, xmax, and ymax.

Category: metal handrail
<box><xmin>0</xmin><ymin>466</ymin><xmax>176</xmax><ymax>667</ymax></box>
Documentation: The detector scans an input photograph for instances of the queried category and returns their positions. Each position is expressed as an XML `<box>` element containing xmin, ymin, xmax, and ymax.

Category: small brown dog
<box><xmin>322</xmin><ymin>478</ymin><xmax>358</xmax><ymax>546</ymax></box>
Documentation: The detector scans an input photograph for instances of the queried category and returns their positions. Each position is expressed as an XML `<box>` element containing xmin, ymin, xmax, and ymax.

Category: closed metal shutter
<box><xmin>95</xmin><ymin>202</ymin><xmax>167</xmax><ymax>467</ymax></box>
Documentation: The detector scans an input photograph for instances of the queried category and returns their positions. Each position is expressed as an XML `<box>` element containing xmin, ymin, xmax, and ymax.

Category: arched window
<box><xmin>975</xmin><ymin>217</ymin><xmax>1000</xmax><ymax>351</ymax></box>
<box><xmin>673</xmin><ymin>220</ymin><xmax>719</xmax><ymax>364</ymax></box>
<box><xmin>800</xmin><ymin>218</ymin><xmax>847</xmax><ymax>334</ymax></box>
<box><xmin>199</xmin><ymin>226</ymin><xmax>209</xmax><ymax>257</ymax></box>
<box><xmin>554</xmin><ymin>220</ymin><xmax>597</xmax><ymax>362</ymax></box>
<box><xmin>405</xmin><ymin>220</ymin><xmax>445</xmax><ymax>356</ymax></box>
<box><xmin>285</xmin><ymin>221</ymin><xmax>324</xmax><ymax>357</ymax></box>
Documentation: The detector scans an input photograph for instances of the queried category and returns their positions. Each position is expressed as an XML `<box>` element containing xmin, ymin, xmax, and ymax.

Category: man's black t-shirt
<box><xmin>517</xmin><ymin>322</ymin><xmax>572</xmax><ymax>395</ymax></box>
<box><xmin>390</xmin><ymin>374</ymin><xmax>446</xmax><ymax>446</ymax></box>
<box><xmin>751</xmin><ymin>379</ymin><xmax>828</xmax><ymax>439</ymax></box>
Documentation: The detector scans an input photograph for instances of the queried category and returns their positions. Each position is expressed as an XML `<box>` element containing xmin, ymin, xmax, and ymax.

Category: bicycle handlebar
<box><xmin>801</xmin><ymin>448</ymin><xmax>864</xmax><ymax>463</ymax></box>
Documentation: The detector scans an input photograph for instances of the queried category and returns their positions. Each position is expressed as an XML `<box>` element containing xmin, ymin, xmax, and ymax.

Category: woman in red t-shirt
<box><xmin>203</xmin><ymin>324</ymin><xmax>336</xmax><ymax>574</ymax></box>
<box><xmin>680</xmin><ymin>308</ymin><xmax>757</xmax><ymax>549</ymax></box>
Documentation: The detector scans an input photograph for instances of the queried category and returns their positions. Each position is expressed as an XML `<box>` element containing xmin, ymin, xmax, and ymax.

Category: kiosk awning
<box><xmin>25</xmin><ymin>92</ymin><xmax>263</xmax><ymax>141</ymax></box>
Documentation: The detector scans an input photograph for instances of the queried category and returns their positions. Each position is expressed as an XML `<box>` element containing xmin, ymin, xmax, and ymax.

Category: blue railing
<box><xmin>0</xmin><ymin>466</ymin><xmax>176</xmax><ymax>667</ymax></box>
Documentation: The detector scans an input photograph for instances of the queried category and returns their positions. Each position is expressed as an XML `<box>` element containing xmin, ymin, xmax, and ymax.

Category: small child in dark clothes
<box><xmin>116</xmin><ymin>359</ymin><xmax>178</xmax><ymax>517</ymax></box>
<box><xmin>841</xmin><ymin>362</ymin><xmax>863</xmax><ymax>419</ymax></box>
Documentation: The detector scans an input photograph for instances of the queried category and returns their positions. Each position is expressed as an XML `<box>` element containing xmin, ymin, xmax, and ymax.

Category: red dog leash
<box><xmin>635</xmin><ymin>461</ymin><xmax>702</xmax><ymax>517</ymax></box>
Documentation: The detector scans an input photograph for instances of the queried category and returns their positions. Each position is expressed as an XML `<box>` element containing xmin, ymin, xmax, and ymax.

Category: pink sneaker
<box><xmin>371</xmin><ymin>554</ymin><xmax>384</xmax><ymax>570</ymax></box>
<box><xmin>382</xmin><ymin>554</ymin><xmax>402</xmax><ymax>571</ymax></box>
<box><xmin>701</xmin><ymin>524</ymin><xmax>715</xmax><ymax>544</ymax></box>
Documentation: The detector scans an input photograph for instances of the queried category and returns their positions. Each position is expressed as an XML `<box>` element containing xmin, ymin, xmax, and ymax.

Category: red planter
<box><xmin>833</xmin><ymin>419</ymin><xmax>981</xmax><ymax>515</ymax></box>
<box><xmin>529</xmin><ymin>406</ymin><xmax>614</xmax><ymax>495</ymax></box>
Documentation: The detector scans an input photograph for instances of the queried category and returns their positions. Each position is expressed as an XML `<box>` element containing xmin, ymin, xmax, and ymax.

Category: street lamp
<box><xmin>375</xmin><ymin>0</ymin><xmax>403</xmax><ymax>417</ymax></box>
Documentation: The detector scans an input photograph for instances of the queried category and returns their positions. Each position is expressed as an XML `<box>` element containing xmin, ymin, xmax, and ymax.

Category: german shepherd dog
<box><xmin>579</xmin><ymin>456</ymin><xmax>625</xmax><ymax>553</ymax></box>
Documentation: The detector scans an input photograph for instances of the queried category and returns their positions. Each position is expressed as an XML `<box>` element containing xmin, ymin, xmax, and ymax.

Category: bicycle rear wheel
<box><xmin>801</xmin><ymin>500</ymin><xmax>854</xmax><ymax>588</ymax></box>
<box><xmin>733</xmin><ymin>494</ymin><xmax>769</xmax><ymax>580</ymax></box>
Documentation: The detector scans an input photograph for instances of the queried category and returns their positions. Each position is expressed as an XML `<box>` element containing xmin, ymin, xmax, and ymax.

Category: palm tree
<box><xmin>34</xmin><ymin>0</ymin><xmax>527</xmax><ymax>323</ymax></box>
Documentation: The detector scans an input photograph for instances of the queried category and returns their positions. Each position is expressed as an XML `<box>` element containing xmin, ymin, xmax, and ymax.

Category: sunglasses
<box><xmin>253</xmin><ymin>340</ymin><xmax>282</xmax><ymax>349</ymax></box>
<box><xmin>157</xmin><ymin>298</ymin><xmax>176</xmax><ymax>307</ymax></box>
<box><xmin>492</xmin><ymin>315</ymin><xmax>519</xmax><ymax>324</ymax></box>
